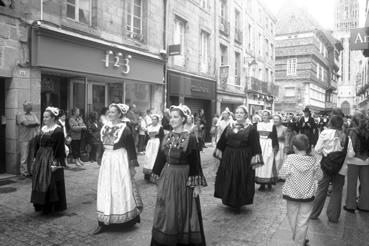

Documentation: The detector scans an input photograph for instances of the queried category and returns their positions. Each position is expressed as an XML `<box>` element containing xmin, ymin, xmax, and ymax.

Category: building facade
<box><xmin>165</xmin><ymin>0</ymin><xmax>217</xmax><ymax>141</ymax></box>
<box><xmin>215</xmin><ymin>0</ymin><xmax>277</xmax><ymax>115</ymax></box>
<box><xmin>0</xmin><ymin>0</ymin><xmax>165</xmax><ymax>174</ymax></box>
<box><xmin>274</xmin><ymin>5</ymin><xmax>341</xmax><ymax>114</ymax></box>
<box><xmin>333</xmin><ymin>0</ymin><xmax>363</xmax><ymax>115</ymax></box>
<box><xmin>354</xmin><ymin>0</ymin><xmax>369</xmax><ymax>111</ymax></box>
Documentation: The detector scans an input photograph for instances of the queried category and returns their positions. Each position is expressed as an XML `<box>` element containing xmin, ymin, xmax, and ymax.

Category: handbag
<box><xmin>320</xmin><ymin>136</ymin><xmax>348</xmax><ymax>176</ymax></box>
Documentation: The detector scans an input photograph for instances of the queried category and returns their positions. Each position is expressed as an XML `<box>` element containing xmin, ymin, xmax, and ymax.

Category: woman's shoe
<box><xmin>343</xmin><ymin>206</ymin><xmax>355</xmax><ymax>213</ymax></box>
<box><xmin>258</xmin><ymin>185</ymin><xmax>266</xmax><ymax>191</ymax></box>
<box><xmin>304</xmin><ymin>239</ymin><xmax>309</xmax><ymax>246</ymax></box>
<box><xmin>92</xmin><ymin>226</ymin><xmax>104</xmax><ymax>235</ymax></box>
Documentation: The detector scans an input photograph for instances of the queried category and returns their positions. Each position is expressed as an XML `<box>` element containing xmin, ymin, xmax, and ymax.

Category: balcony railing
<box><xmin>235</xmin><ymin>28</ymin><xmax>243</xmax><ymax>44</ymax></box>
<box><xmin>219</xmin><ymin>16</ymin><xmax>230</xmax><ymax>36</ymax></box>
<box><xmin>245</xmin><ymin>76</ymin><xmax>279</xmax><ymax>97</ymax></box>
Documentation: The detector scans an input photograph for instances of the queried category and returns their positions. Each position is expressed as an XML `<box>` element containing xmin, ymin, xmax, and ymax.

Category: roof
<box><xmin>276</xmin><ymin>1</ymin><xmax>323</xmax><ymax>35</ymax></box>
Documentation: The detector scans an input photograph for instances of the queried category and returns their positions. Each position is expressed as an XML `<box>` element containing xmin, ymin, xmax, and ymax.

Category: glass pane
<box><xmin>67</xmin><ymin>0</ymin><xmax>75</xmax><ymax>4</ymax></box>
<box><xmin>133</xmin><ymin>17</ymin><xmax>141</xmax><ymax>29</ymax></box>
<box><xmin>79</xmin><ymin>0</ymin><xmax>90</xmax><ymax>24</ymax></box>
<box><xmin>92</xmin><ymin>84</ymin><xmax>105</xmax><ymax>114</ymax></box>
<box><xmin>134</xmin><ymin>5</ymin><xmax>141</xmax><ymax>17</ymax></box>
<box><xmin>73</xmin><ymin>83</ymin><xmax>86</xmax><ymax>117</ymax></box>
<box><xmin>125</xmin><ymin>82</ymin><xmax>151</xmax><ymax>113</ymax></box>
<box><xmin>134</xmin><ymin>0</ymin><xmax>141</xmax><ymax>7</ymax></box>
<box><xmin>66</xmin><ymin>5</ymin><xmax>75</xmax><ymax>19</ymax></box>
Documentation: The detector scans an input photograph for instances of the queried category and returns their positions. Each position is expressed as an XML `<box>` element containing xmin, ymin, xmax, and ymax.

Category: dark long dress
<box><xmin>151</xmin><ymin>131</ymin><xmax>207</xmax><ymax>246</ymax></box>
<box><xmin>31</xmin><ymin>125</ymin><xmax>67</xmax><ymax>213</ymax></box>
<box><xmin>214</xmin><ymin>123</ymin><xmax>262</xmax><ymax>208</ymax></box>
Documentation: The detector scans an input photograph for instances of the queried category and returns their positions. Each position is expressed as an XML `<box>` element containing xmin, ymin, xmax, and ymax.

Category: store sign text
<box><xmin>350</xmin><ymin>28</ymin><xmax>369</xmax><ymax>50</ymax></box>
<box><xmin>102</xmin><ymin>50</ymin><xmax>132</xmax><ymax>74</ymax></box>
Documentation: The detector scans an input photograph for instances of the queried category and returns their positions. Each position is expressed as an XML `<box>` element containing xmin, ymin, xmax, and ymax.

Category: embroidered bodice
<box><xmin>101</xmin><ymin>123</ymin><xmax>126</xmax><ymax>146</ymax></box>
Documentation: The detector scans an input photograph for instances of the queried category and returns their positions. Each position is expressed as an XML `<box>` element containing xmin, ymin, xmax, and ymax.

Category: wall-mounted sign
<box><xmin>168</xmin><ymin>44</ymin><xmax>181</xmax><ymax>56</ymax></box>
<box><xmin>102</xmin><ymin>50</ymin><xmax>132</xmax><ymax>74</ymax></box>
<box><xmin>350</xmin><ymin>28</ymin><xmax>369</xmax><ymax>50</ymax></box>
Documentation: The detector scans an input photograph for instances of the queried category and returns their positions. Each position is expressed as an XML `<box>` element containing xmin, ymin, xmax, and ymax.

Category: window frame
<box><xmin>66</xmin><ymin>0</ymin><xmax>92</xmax><ymax>25</ymax></box>
<box><xmin>286</xmin><ymin>58</ymin><xmax>297</xmax><ymax>76</ymax></box>
<box><xmin>126</xmin><ymin>0</ymin><xmax>143</xmax><ymax>36</ymax></box>
<box><xmin>200</xmin><ymin>31</ymin><xmax>210</xmax><ymax>72</ymax></box>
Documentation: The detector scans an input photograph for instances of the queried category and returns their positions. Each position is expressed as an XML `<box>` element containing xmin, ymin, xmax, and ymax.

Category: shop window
<box><xmin>66</xmin><ymin>0</ymin><xmax>92</xmax><ymax>25</ymax></box>
<box><xmin>41</xmin><ymin>75</ymin><xmax>68</xmax><ymax>115</ymax></box>
<box><xmin>125</xmin><ymin>82</ymin><xmax>151</xmax><ymax>113</ymax></box>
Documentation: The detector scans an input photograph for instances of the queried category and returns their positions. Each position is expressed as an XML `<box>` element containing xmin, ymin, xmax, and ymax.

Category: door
<box><xmin>0</xmin><ymin>78</ymin><xmax>6</xmax><ymax>173</ymax></box>
<box><xmin>88</xmin><ymin>82</ymin><xmax>108</xmax><ymax>115</ymax></box>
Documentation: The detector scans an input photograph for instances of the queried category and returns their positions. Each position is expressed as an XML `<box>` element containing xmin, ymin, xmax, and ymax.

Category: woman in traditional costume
<box><xmin>93</xmin><ymin>103</ymin><xmax>143</xmax><ymax>234</ymax></box>
<box><xmin>255</xmin><ymin>110</ymin><xmax>279</xmax><ymax>191</ymax></box>
<box><xmin>214</xmin><ymin>105</ymin><xmax>262</xmax><ymax>211</ymax></box>
<box><xmin>143</xmin><ymin>114</ymin><xmax>164</xmax><ymax>181</ymax></box>
<box><xmin>150</xmin><ymin>104</ymin><xmax>207</xmax><ymax>246</ymax></box>
<box><xmin>273</xmin><ymin>114</ymin><xmax>288</xmax><ymax>179</ymax></box>
<box><xmin>31</xmin><ymin>107</ymin><xmax>67</xmax><ymax>214</ymax></box>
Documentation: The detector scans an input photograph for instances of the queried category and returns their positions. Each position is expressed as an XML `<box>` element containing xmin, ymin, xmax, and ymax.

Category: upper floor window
<box><xmin>220</xmin><ymin>0</ymin><xmax>227</xmax><ymax>20</ymax></box>
<box><xmin>200</xmin><ymin>0</ymin><xmax>208</xmax><ymax>9</ymax></box>
<box><xmin>200</xmin><ymin>31</ymin><xmax>210</xmax><ymax>73</ymax></box>
<box><xmin>220</xmin><ymin>44</ymin><xmax>228</xmax><ymax>66</ymax></box>
<box><xmin>66</xmin><ymin>0</ymin><xmax>91</xmax><ymax>25</ymax></box>
<box><xmin>173</xmin><ymin>17</ymin><xmax>186</xmax><ymax>66</ymax></box>
<box><xmin>126</xmin><ymin>0</ymin><xmax>143</xmax><ymax>37</ymax></box>
<box><xmin>287</xmin><ymin>58</ymin><xmax>297</xmax><ymax>76</ymax></box>
<box><xmin>235</xmin><ymin>52</ymin><xmax>241</xmax><ymax>85</ymax></box>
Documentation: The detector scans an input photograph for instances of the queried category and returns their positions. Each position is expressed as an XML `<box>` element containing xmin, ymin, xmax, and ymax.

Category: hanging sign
<box><xmin>350</xmin><ymin>28</ymin><xmax>369</xmax><ymax>50</ymax></box>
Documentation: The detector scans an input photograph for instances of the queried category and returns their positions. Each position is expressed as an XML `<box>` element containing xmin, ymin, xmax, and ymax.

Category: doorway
<box><xmin>0</xmin><ymin>78</ymin><xmax>6</xmax><ymax>173</ymax></box>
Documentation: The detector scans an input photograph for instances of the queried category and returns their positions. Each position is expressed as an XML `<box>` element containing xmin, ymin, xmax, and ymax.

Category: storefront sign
<box><xmin>191</xmin><ymin>84</ymin><xmax>209</xmax><ymax>94</ymax></box>
<box><xmin>350</xmin><ymin>28</ymin><xmax>369</xmax><ymax>50</ymax></box>
<box><xmin>168</xmin><ymin>44</ymin><xmax>181</xmax><ymax>56</ymax></box>
<box><xmin>102</xmin><ymin>50</ymin><xmax>132</xmax><ymax>74</ymax></box>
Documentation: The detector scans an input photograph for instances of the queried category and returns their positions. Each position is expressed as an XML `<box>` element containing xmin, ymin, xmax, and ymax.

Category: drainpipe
<box><xmin>163</xmin><ymin>0</ymin><xmax>168</xmax><ymax>110</ymax></box>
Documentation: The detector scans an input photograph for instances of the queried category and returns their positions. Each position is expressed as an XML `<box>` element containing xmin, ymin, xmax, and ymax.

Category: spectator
<box><xmin>16</xmin><ymin>101</ymin><xmax>40</xmax><ymax>177</ymax></box>
<box><xmin>298</xmin><ymin>107</ymin><xmax>318</xmax><ymax>147</ymax></box>
<box><xmin>137</xmin><ymin>113</ymin><xmax>147</xmax><ymax>154</ymax></box>
<box><xmin>86</xmin><ymin>111</ymin><xmax>100</xmax><ymax>163</ymax></box>
<box><xmin>310</xmin><ymin>115</ymin><xmax>354</xmax><ymax>223</ymax></box>
<box><xmin>68</xmin><ymin>107</ymin><xmax>87</xmax><ymax>166</ymax></box>
<box><xmin>210</xmin><ymin>114</ymin><xmax>219</xmax><ymax>146</ymax></box>
<box><xmin>161</xmin><ymin>108</ymin><xmax>171</xmax><ymax>135</ymax></box>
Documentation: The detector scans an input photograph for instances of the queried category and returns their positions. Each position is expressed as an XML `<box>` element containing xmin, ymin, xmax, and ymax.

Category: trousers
<box><xmin>346</xmin><ymin>164</ymin><xmax>369</xmax><ymax>210</ymax></box>
<box><xmin>286</xmin><ymin>200</ymin><xmax>313</xmax><ymax>246</ymax></box>
<box><xmin>310</xmin><ymin>172</ymin><xmax>345</xmax><ymax>222</ymax></box>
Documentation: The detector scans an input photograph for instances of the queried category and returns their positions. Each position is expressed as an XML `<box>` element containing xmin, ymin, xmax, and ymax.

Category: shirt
<box><xmin>16</xmin><ymin>112</ymin><xmax>40</xmax><ymax>142</ymax></box>
<box><xmin>314</xmin><ymin>129</ymin><xmax>355</xmax><ymax>176</ymax></box>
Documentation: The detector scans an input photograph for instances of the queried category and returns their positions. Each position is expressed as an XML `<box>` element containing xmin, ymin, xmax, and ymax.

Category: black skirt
<box><xmin>31</xmin><ymin>147</ymin><xmax>67</xmax><ymax>214</ymax></box>
<box><xmin>214</xmin><ymin>147</ymin><xmax>255</xmax><ymax>208</ymax></box>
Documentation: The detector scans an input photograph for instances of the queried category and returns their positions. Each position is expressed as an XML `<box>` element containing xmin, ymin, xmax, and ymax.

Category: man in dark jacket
<box><xmin>298</xmin><ymin>107</ymin><xmax>318</xmax><ymax>147</ymax></box>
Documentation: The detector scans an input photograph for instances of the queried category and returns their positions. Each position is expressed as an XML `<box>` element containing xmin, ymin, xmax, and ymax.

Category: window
<box><xmin>220</xmin><ymin>44</ymin><xmax>228</xmax><ymax>66</ymax></box>
<box><xmin>316</xmin><ymin>63</ymin><xmax>320</xmax><ymax>79</ymax></box>
<box><xmin>235</xmin><ymin>9</ymin><xmax>241</xmax><ymax>43</ymax></box>
<box><xmin>259</xmin><ymin>68</ymin><xmax>263</xmax><ymax>80</ymax></box>
<box><xmin>66</xmin><ymin>0</ymin><xmax>91</xmax><ymax>25</ymax></box>
<box><xmin>173</xmin><ymin>18</ymin><xmax>186</xmax><ymax>66</ymax></box>
<box><xmin>235</xmin><ymin>52</ymin><xmax>241</xmax><ymax>85</ymax></box>
<box><xmin>287</xmin><ymin>58</ymin><xmax>297</xmax><ymax>76</ymax></box>
<box><xmin>285</xmin><ymin>87</ymin><xmax>295</xmax><ymax>97</ymax></box>
<box><xmin>248</xmin><ymin>24</ymin><xmax>252</xmax><ymax>50</ymax></box>
<box><xmin>270</xmin><ymin>43</ymin><xmax>274</xmax><ymax>60</ymax></box>
<box><xmin>265</xmin><ymin>39</ymin><xmax>269</xmax><ymax>57</ymax></box>
<box><xmin>258</xmin><ymin>33</ymin><xmax>262</xmax><ymax>56</ymax></box>
<box><xmin>200</xmin><ymin>31</ymin><xmax>209</xmax><ymax>73</ymax></box>
<box><xmin>200</xmin><ymin>0</ymin><xmax>208</xmax><ymax>9</ymax></box>
<box><xmin>321</xmin><ymin>66</ymin><xmax>324</xmax><ymax>81</ymax></box>
<box><xmin>220</xmin><ymin>0</ymin><xmax>227</xmax><ymax>19</ymax></box>
<box><xmin>126</xmin><ymin>0</ymin><xmax>143</xmax><ymax>38</ymax></box>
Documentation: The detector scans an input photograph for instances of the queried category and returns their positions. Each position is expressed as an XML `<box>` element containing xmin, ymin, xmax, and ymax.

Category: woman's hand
<box><xmin>213</xmin><ymin>148</ymin><xmax>222</xmax><ymax>159</ymax></box>
<box><xmin>193</xmin><ymin>186</ymin><xmax>201</xmax><ymax>198</ymax></box>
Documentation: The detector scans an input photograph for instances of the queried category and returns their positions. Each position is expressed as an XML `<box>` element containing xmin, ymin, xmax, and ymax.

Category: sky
<box><xmin>265</xmin><ymin>0</ymin><xmax>366</xmax><ymax>29</ymax></box>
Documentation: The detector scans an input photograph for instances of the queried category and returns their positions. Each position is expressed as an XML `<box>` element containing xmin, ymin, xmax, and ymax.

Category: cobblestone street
<box><xmin>1</xmin><ymin>147</ymin><xmax>369</xmax><ymax>246</ymax></box>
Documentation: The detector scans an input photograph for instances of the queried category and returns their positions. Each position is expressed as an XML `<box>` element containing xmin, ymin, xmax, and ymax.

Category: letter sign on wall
<box><xmin>102</xmin><ymin>50</ymin><xmax>132</xmax><ymax>74</ymax></box>
<box><xmin>350</xmin><ymin>28</ymin><xmax>369</xmax><ymax>50</ymax></box>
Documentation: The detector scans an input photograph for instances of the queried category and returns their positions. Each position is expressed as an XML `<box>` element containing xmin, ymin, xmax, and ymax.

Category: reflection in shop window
<box><xmin>125</xmin><ymin>82</ymin><xmax>151</xmax><ymax>113</ymax></box>
<box><xmin>66</xmin><ymin>0</ymin><xmax>91</xmax><ymax>25</ymax></box>
<box><xmin>73</xmin><ymin>82</ymin><xmax>86</xmax><ymax>117</ymax></box>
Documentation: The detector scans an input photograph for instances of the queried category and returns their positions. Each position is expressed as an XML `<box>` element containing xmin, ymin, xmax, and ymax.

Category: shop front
<box><xmin>217</xmin><ymin>93</ymin><xmax>245</xmax><ymax>114</ymax></box>
<box><xmin>32</xmin><ymin>23</ymin><xmax>164</xmax><ymax>118</ymax></box>
<box><xmin>167</xmin><ymin>70</ymin><xmax>216</xmax><ymax>141</ymax></box>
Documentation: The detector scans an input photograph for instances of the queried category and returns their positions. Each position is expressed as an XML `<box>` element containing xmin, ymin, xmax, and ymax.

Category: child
<box><xmin>279</xmin><ymin>134</ymin><xmax>323</xmax><ymax>246</ymax></box>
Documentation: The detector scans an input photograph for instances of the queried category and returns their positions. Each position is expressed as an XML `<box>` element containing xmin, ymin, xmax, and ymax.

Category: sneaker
<box><xmin>343</xmin><ymin>206</ymin><xmax>355</xmax><ymax>213</ymax></box>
